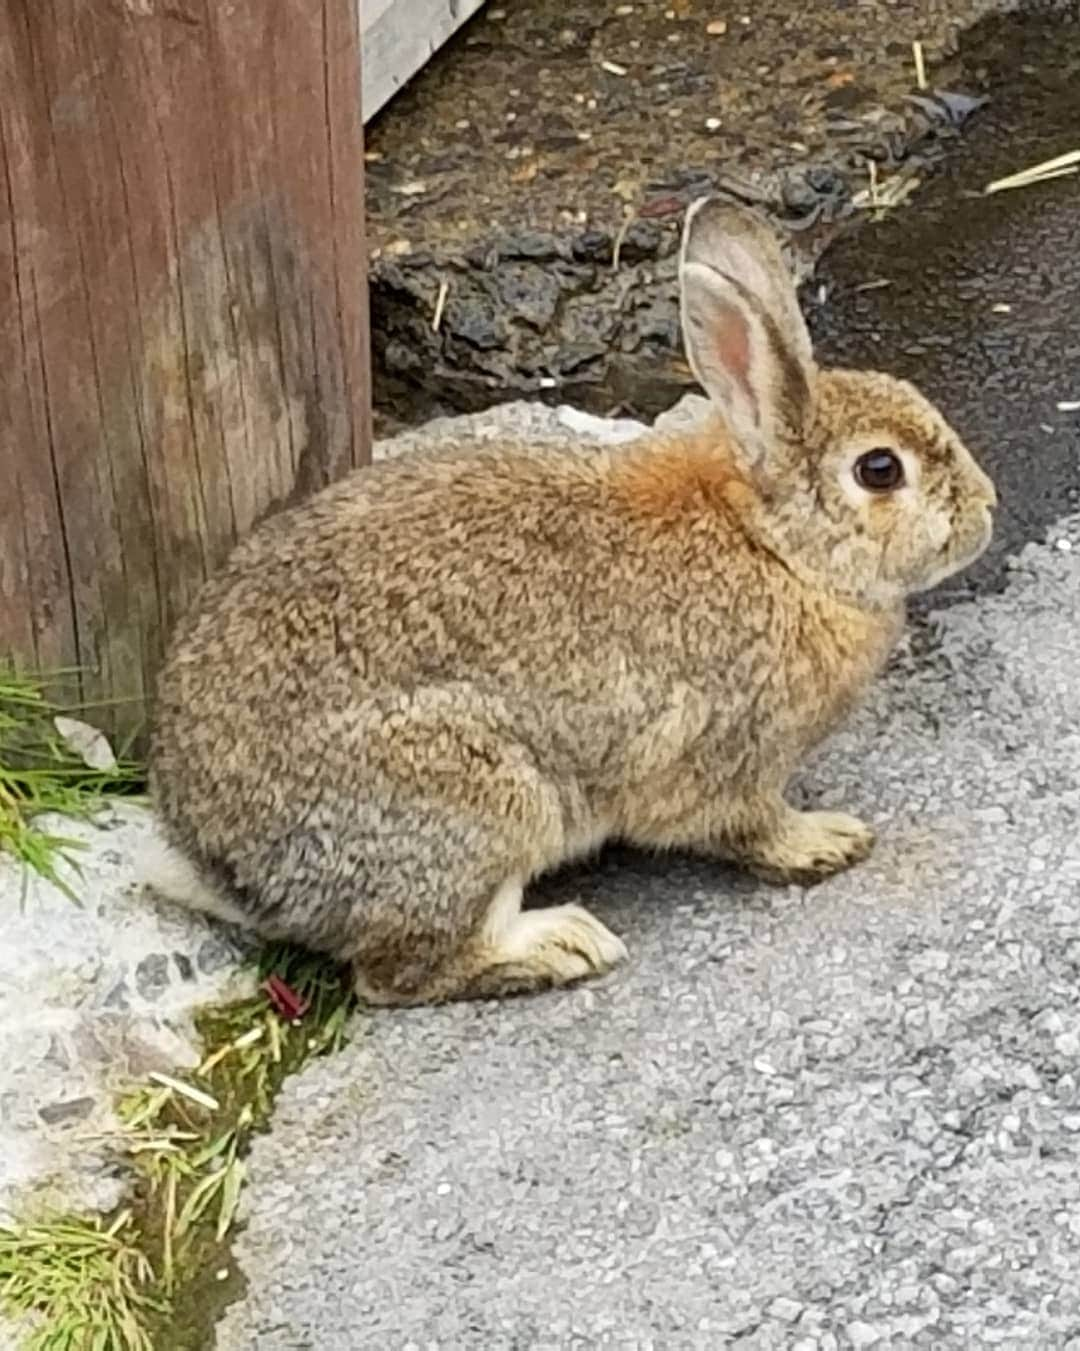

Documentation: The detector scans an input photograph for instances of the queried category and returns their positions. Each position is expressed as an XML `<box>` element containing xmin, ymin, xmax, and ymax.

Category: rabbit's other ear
<box><xmin>679</xmin><ymin>198</ymin><xmax>815</xmax><ymax>467</ymax></box>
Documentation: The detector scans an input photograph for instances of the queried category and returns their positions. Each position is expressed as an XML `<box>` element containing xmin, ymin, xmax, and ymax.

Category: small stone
<box><xmin>944</xmin><ymin>1245</ymin><xmax>980</xmax><ymax>1274</ymax></box>
<box><xmin>103</xmin><ymin>979</ymin><xmax>131</xmax><ymax>1010</ymax></box>
<box><xmin>134</xmin><ymin>952</ymin><xmax>170</xmax><ymax>1001</ymax></box>
<box><xmin>768</xmin><ymin>1296</ymin><xmax>804</xmax><ymax>1323</ymax></box>
<box><xmin>38</xmin><ymin>1096</ymin><xmax>96</xmax><ymax>1126</ymax></box>
<box><xmin>846</xmin><ymin>1322</ymin><xmax>881</xmax><ymax>1347</ymax></box>
<box><xmin>705</xmin><ymin>117</ymin><xmax>722</xmax><ymax>131</ymax></box>
<box><xmin>43</xmin><ymin>1036</ymin><xmax>72</xmax><ymax>1071</ymax></box>
<box><xmin>706</xmin><ymin>18</ymin><xmax>727</xmax><ymax>34</ymax></box>
<box><xmin>1055</xmin><ymin>1031</ymin><xmax>1080</xmax><ymax>1057</ymax></box>
<box><xmin>197</xmin><ymin>934</ymin><xmax>235</xmax><ymax>975</ymax></box>
<box><xmin>500</xmin><ymin>230</ymin><xmax>560</xmax><ymax>261</ymax></box>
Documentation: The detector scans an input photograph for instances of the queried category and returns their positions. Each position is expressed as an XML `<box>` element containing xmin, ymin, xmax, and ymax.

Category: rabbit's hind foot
<box><xmin>354</xmin><ymin>878</ymin><xmax>627</xmax><ymax>1006</ymax></box>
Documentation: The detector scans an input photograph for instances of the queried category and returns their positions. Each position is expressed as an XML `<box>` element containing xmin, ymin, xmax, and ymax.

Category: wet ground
<box><xmin>365</xmin><ymin>0</ymin><xmax>992</xmax><ymax>253</ymax></box>
<box><xmin>366</xmin><ymin>0</ymin><xmax>1077</xmax><ymax>433</ymax></box>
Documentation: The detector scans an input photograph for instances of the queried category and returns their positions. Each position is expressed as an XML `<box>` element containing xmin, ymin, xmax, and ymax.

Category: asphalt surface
<box><xmin>215</xmin><ymin>25</ymin><xmax>1080</xmax><ymax>1350</ymax></box>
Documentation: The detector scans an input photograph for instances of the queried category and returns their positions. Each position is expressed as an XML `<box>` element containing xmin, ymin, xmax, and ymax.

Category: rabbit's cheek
<box><xmin>877</xmin><ymin>507</ymin><xmax>942</xmax><ymax>587</ymax></box>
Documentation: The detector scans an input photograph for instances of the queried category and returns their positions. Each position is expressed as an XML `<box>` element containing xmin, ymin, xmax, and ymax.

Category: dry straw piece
<box><xmin>984</xmin><ymin>150</ymin><xmax>1080</xmax><ymax>195</ymax></box>
<box><xmin>912</xmin><ymin>40</ymin><xmax>927</xmax><ymax>91</ymax></box>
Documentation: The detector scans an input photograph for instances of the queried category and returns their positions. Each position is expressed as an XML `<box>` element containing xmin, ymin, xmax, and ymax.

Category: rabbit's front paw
<box><xmin>745</xmin><ymin>809</ymin><xmax>875</xmax><ymax>886</ymax></box>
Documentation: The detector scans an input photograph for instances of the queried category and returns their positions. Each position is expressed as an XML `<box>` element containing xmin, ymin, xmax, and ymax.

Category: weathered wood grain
<box><xmin>0</xmin><ymin>0</ymin><xmax>371</xmax><ymax>738</ymax></box>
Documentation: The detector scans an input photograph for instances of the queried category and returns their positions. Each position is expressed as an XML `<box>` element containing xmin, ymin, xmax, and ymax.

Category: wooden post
<box><xmin>0</xmin><ymin>1</ymin><xmax>371</xmax><ymax>739</ymax></box>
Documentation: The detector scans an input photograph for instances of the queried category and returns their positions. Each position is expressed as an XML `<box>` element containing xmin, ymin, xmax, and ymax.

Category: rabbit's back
<box><xmin>155</xmin><ymin>441</ymin><xmax>682</xmax><ymax>722</ymax></box>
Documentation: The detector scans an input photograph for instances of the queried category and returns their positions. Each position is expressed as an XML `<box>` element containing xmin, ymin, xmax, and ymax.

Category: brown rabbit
<box><xmin>145</xmin><ymin>199</ymin><xmax>996</xmax><ymax>1005</ymax></box>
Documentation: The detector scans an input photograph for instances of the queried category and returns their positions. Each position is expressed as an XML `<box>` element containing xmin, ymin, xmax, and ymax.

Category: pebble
<box><xmin>768</xmin><ymin>1296</ymin><xmax>804</xmax><ymax>1322</ymax></box>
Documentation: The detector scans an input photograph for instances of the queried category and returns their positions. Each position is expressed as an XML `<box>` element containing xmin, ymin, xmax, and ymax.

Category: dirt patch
<box><xmin>365</xmin><ymin>0</ymin><xmax>1064</xmax><ymax>433</ymax></box>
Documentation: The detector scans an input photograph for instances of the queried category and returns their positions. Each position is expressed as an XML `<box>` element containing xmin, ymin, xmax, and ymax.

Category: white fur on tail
<box><xmin>134</xmin><ymin>826</ymin><xmax>251</xmax><ymax>928</ymax></box>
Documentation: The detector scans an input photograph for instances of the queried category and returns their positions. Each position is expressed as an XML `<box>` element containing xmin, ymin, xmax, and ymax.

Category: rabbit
<box><xmin>145</xmin><ymin>197</ymin><xmax>997</xmax><ymax>1007</ymax></box>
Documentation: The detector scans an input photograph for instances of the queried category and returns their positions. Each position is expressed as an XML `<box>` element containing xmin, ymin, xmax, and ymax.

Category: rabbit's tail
<box><xmin>134</xmin><ymin>824</ymin><xmax>251</xmax><ymax>928</ymax></box>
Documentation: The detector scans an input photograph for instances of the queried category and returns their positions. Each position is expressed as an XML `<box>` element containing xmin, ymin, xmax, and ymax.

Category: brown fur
<box><xmin>146</xmin><ymin>200</ymin><xmax>996</xmax><ymax>1006</ymax></box>
<box><xmin>611</xmin><ymin>426</ymin><xmax>756</xmax><ymax>523</ymax></box>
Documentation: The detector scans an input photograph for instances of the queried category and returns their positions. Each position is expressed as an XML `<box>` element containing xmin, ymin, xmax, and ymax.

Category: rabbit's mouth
<box><xmin>912</xmin><ymin>507</ymin><xmax>994</xmax><ymax>593</ymax></box>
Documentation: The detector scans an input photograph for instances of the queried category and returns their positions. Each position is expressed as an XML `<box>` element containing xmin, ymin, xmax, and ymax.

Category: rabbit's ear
<box><xmin>679</xmin><ymin>198</ymin><xmax>815</xmax><ymax>466</ymax></box>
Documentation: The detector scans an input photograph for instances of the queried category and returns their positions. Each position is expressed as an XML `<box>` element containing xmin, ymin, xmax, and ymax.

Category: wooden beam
<box><xmin>361</xmin><ymin>0</ymin><xmax>487</xmax><ymax>123</ymax></box>
<box><xmin>0</xmin><ymin>0</ymin><xmax>371</xmax><ymax>740</ymax></box>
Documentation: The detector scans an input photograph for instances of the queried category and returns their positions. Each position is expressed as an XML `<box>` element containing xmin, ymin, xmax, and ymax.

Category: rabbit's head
<box><xmin>678</xmin><ymin>198</ymin><xmax>997</xmax><ymax>606</ymax></box>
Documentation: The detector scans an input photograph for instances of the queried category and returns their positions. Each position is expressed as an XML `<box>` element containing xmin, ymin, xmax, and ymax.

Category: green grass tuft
<box><xmin>0</xmin><ymin>668</ymin><xmax>143</xmax><ymax>901</ymax></box>
<box><xmin>0</xmin><ymin>1210</ymin><xmax>167</xmax><ymax>1351</ymax></box>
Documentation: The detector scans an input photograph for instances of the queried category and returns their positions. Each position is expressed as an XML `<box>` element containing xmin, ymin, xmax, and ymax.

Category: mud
<box><xmin>365</xmin><ymin>0</ymin><xmax>1074</xmax><ymax>433</ymax></box>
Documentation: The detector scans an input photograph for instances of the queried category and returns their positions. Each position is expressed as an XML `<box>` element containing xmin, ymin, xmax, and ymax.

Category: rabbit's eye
<box><xmin>854</xmin><ymin>449</ymin><xmax>905</xmax><ymax>493</ymax></box>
